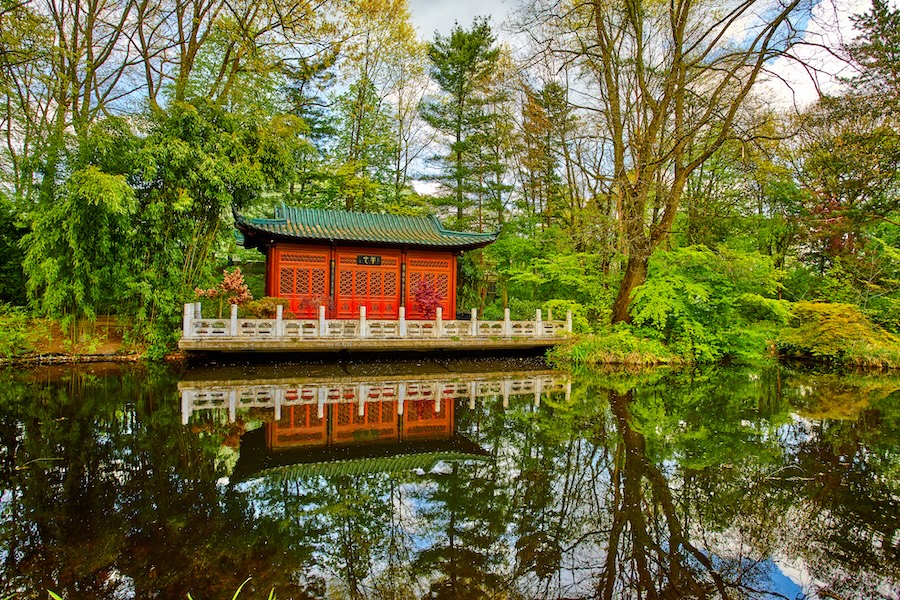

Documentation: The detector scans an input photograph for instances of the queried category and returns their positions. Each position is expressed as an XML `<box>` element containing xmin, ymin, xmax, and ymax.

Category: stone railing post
<box><xmin>359</xmin><ymin>306</ymin><xmax>367</xmax><ymax>339</ymax></box>
<box><xmin>273</xmin><ymin>387</ymin><xmax>283</xmax><ymax>421</ymax></box>
<box><xmin>183</xmin><ymin>303</ymin><xmax>193</xmax><ymax>338</ymax></box>
<box><xmin>230</xmin><ymin>304</ymin><xmax>238</xmax><ymax>337</ymax></box>
<box><xmin>399</xmin><ymin>306</ymin><xmax>407</xmax><ymax>337</ymax></box>
<box><xmin>566</xmin><ymin>310</ymin><xmax>573</xmax><ymax>333</ymax></box>
<box><xmin>470</xmin><ymin>308</ymin><xmax>477</xmax><ymax>337</ymax></box>
<box><xmin>535</xmin><ymin>309</ymin><xmax>543</xmax><ymax>337</ymax></box>
<box><xmin>436</xmin><ymin>307</ymin><xmax>443</xmax><ymax>337</ymax></box>
<box><xmin>318</xmin><ymin>305</ymin><xmax>327</xmax><ymax>337</ymax></box>
<box><xmin>194</xmin><ymin>302</ymin><xmax>202</xmax><ymax>319</ymax></box>
<box><xmin>548</xmin><ymin>307</ymin><xmax>553</xmax><ymax>321</ymax></box>
<box><xmin>275</xmin><ymin>304</ymin><xmax>284</xmax><ymax>337</ymax></box>
<box><xmin>181</xmin><ymin>390</ymin><xmax>191</xmax><ymax>425</ymax></box>
<box><xmin>503</xmin><ymin>308</ymin><xmax>511</xmax><ymax>338</ymax></box>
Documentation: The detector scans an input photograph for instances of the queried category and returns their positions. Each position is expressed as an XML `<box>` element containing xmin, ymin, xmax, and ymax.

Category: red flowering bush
<box><xmin>195</xmin><ymin>268</ymin><xmax>253</xmax><ymax>317</ymax></box>
<box><xmin>411</xmin><ymin>278</ymin><xmax>445</xmax><ymax>319</ymax></box>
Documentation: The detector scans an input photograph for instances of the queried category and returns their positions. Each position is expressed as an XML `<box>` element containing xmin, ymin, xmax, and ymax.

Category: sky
<box><xmin>405</xmin><ymin>0</ymin><xmax>881</xmax><ymax>109</ymax></box>
<box><xmin>407</xmin><ymin>0</ymin><xmax>510</xmax><ymax>39</ymax></box>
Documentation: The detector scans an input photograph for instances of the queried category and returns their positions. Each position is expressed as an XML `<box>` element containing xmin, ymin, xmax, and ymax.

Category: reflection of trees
<box><xmin>603</xmin><ymin>389</ymin><xmax>723</xmax><ymax>597</ymax></box>
<box><xmin>777</xmin><ymin>402</ymin><xmax>900</xmax><ymax>598</ymax></box>
<box><xmin>412</xmin><ymin>460</ymin><xmax>510</xmax><ymax>598</ymax></box>
<box><xmin>0</xmin><ymin>367</ymin><xmax>318</xmax><ymax>599</ymax></box>
<box><xmin>2</xmin><ymin>365</ymin><xmax>899</xmax><ymax>598</ymax></box>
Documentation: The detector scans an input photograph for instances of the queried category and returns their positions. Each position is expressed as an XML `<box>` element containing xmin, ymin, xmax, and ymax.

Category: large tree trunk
<box><xmin>610</xmin><ymin>252</ymin><xmax>649</xmax><ymax>324</ymax></box>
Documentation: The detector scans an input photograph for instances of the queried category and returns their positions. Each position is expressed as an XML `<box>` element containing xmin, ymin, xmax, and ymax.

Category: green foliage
<box><xmin>242</xmin><ymin>297</ymin><xmax>290</xmax><ymax>318</ymax></box>
<box><xmin>629</xmin><ymin>246</ymin><xmax>785</xmax><ymax>362</ymax></box>
<box><xmin>21</xmin><ymin>165</ymin><xmax>135</xmax><ymax>321</ymax></box>
<box><xmin>778</xmin><ymin>301</ymin><xmax>900</xmax><ymax>368</ymax></box>
<box><xmin>422</xmin><ymin>18</ymin><xmax>504</xmax><ymax>229</ymax></box>
<box><xmin>550</xmin><ymin>326</ymin><xmax>681</xmax><ymax>367</ymax></box>
<box><xmin>0</xmin><ymin>305</ymin><xmax>31</xmax><ymax>359</ymax></box>
<box><xmin>0</xmin><ymin>194</ymin><xmax>26</xmax><ymax>304</ymax></box>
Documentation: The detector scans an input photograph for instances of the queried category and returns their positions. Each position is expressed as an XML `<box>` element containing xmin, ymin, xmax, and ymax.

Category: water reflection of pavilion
<box><xmin>179</xmin><ymin>364</ymin><xmax>571</xmax><ymax>425</ymax></box>
<box><xmin>178</xmin><ymin>361</ymin><xmax>571</xmax><ymax>481</ymax></box>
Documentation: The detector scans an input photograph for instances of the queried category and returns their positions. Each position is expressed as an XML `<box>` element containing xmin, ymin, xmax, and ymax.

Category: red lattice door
<box><xmin>266</xmin><ymin>404</ymin><xmax>326</xmax><ymax>449</ymax></box>
<box><xmin>405</xmin><ymin>251</ymin><xmax>455</xmax><ymax>319</ymax></box>
<box><xmin>334</xmin><ymin>248</ymin><xmax>401</xmax><ymax>319</ymax></box>
<box><xmin>274</xmin><ymin>245</ymin><xmax>330</xmax><ymax>318</ymax></box>
<box><xmin>332</xmin><ymin>400</ymin><xmax>398</xmax><ymax>445</ymax></box>
<box><xmin>401</xmin><ymin>390</ymin><xmax>454</xmax><ymax>440</ymax></box>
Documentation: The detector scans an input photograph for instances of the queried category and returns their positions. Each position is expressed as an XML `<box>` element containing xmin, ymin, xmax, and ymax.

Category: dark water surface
<box><xmin>1</xmin><ymin>358</ymin><xmax>899</xmax><ymax>599</ymax></box>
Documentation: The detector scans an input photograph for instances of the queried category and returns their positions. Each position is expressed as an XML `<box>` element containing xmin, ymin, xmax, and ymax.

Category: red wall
<box><xmin>268</xmin><ymin>243</ymin><xmax>457</xmax><ymax>319</ymax></box>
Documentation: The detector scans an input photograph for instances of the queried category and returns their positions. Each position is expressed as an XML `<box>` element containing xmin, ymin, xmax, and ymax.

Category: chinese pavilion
<box><xmin>235</xmin><ymin>205</ymin><xmax>498</xmax><ymax>320</ymax></box>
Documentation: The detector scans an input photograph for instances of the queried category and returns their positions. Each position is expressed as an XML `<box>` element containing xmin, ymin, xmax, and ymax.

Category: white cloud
<box><xmin>407</xmin><ymin>0</ymin><xmax>509</xmax><ymax>39</ymax></box>
<box><xmin>761</xmin><ymin>0</ymin><xmax>874</xmax><ymax>109</ymax></box>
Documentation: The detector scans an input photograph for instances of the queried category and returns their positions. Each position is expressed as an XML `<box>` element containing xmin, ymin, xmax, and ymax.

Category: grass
<box><xmin>549</xmin><ymin>328</ymin><xmax>682</xmax><ymax>367</ymax></box>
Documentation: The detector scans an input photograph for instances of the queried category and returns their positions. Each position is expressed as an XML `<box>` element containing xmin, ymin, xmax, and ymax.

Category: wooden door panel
<box><xmin>274</xmin><ymin>245</ymin><xmax>330</xmax><ymax>317</ymax></box>
<box><xmin>334</xmin><ymin>248</ymin><xmax>401</xmax><ymax>319</ymax></box>
<box><xmin>405</xmin><ymin>252</ymin><xmax>455</xmax><ymax>319</ymax></box>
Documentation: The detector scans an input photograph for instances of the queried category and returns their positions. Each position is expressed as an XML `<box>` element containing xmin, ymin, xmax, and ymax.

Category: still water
<box><xmin>0</xmin><ymin>357</ymin><xmax>898</xmax><ymax>599</ymax></box>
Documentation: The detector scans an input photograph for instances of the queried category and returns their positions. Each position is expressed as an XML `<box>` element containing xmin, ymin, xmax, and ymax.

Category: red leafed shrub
<box><xmin>196</xmin><ymin>267</ymin><xmax>253</xmax><ymax>317</ymax></box>
<box><xmin>411</xmin><ymin>278</ymin><xmax>445</xmax><ymax>319</ymax></box>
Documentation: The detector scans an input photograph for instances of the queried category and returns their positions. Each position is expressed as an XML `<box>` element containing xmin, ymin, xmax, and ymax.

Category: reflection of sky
<box><xmin>746</xmin><ymin>560</ymin><xmax>805</xmax><ymax>599</ymax></box>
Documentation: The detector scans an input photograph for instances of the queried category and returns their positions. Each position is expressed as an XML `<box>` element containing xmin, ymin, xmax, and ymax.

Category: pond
<box><xmin>0</xmin><ymin>357</ymin><xmax>898</xmax><ymax>599</ymax></box>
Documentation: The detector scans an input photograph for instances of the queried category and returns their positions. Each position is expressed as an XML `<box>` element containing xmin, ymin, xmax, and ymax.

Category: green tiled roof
<box><xmin>250</xmin><ymin>451</ymin><xmax>487</xmax><ymax>481</ymax></box>
<box><xmin>235</xmin><ymin>205</ymin><xmax>498</xmax><ymax>251</ymax></box>
<box><xmin>230</xmin><ymin>428</ymin><xmax>490</xmax><ymax>482</ymax></box>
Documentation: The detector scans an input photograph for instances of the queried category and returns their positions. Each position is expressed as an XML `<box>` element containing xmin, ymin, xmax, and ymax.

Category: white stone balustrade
<box><xmin>182</xmin><ymin>303</ymin><xmax>572</xmax><ymax>342</ymax></box>
<box><xmin>180</xmin><ymin>373</ymin><xmax>571</xmax><ymax>424</ymax></box>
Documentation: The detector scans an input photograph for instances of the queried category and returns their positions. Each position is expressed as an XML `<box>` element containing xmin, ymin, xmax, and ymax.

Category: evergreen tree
<box><xmin>422</xmin><ymin>18</ymin><xmax>502</xmax><ymax>230</ymax></box>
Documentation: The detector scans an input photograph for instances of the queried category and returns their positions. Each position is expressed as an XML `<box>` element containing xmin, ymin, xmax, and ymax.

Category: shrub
<box><xmin>195</xmin><ymin>268</ymin><xmax>253</xmax><ymax>318</ymax></box>
<box><xmin>777</xmin><ymin>301</ymin><xmax>900</xmax><ymax>368</ymax></box>
<box><xmin>411</xmin><ymin>278</ymin><xmax>445</xmax><ymax>318</ymax></box>
<box><xmin>550</xmin><ymin>326</ymin><xmax>681</xmax><ymax>367</ymax></box>
<box><xmin>242</xmin><ymin>297</ymin><xmax>289</xmax><ymax>318</ymax></box>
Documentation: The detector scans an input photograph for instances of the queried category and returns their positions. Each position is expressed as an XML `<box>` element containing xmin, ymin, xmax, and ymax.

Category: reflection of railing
<box><xmin>181</xmin><ymin>303</ymin><xmax>572</xmax><ymax>342</ymax></box>
<box><xmin>180</xmin><ymin>373</ymin><xmax>571</xmax><ymax>425</ymax></box>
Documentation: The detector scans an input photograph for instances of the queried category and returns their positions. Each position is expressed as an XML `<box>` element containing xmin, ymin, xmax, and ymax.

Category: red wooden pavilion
<box><xmin>235</xmin><ymin>205</ymin><xmax>497</xmax><ymax>320</ymax></box>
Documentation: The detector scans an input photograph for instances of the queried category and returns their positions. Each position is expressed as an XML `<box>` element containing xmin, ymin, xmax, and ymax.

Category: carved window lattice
<box><xmin>281</xmin><ymin>253</ymin><xmax>326</xmax><ymax>264</ymax></box>
<box><xmin>312</xmin><ymin>270</ymin><xmax>326</xmax><ymax>295</ymax></box>
<box><xmin>409</xmin><ymin>258</ymin><xmax>449</xmax><ymax>269</ymax></box>
<box><xmin>339</xmin><ymin>256</ymin><xmax>356</xmax><ymax>265</ymax></box>
<box><xmin>355</xmin><ymin>272</ymin><xmax>367</xmax><ymax>295</ymax></box>
<box><xmin>382</xmin><ymin>257</ymin><xmax>398</xmax><ymax>266</ymax></box>
<box><xmin>340</xmin><ymin>271</ymin><xmax>353</xmax><ymax>295</ymax></box>
<box><xmin>297</xmin><ymin>270</ymin><xmax>310</xmax><ymax>294</ymax></box>
<box><xmin>279</xmin><ymin>268</ymin><xmax>294</xmax><ymax>295</ymax></box>
<box><xmin>436</xmin><ymin>274</ymin><xmax>449</xmax><ymax>298</ymax></box>
<box><xmin>384</xmin><ymin>272</ymin><xmax>397</xmax><ymax>296</ymax></box>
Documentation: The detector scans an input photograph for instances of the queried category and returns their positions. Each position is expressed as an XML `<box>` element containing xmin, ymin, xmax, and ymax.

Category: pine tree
<box><xmin>422</xmin><ymin>18</ymin><xmax>502</xmax><ymax>230</ymax></box>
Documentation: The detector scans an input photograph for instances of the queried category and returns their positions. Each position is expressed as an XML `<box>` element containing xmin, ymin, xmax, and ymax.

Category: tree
<box><xmin>844</xmin><ymin>0</ymin><xmax>900</xmax><ymax>116</ymax></box>
<box><xmin>528</xmin><ymin>0</ymin><xmax>813</xmax><ymax>323</ymax></box>
<box><xmin>422</xmin><ymin>18</ymin><xmax>503</xmax><ymax>230</ymax></box>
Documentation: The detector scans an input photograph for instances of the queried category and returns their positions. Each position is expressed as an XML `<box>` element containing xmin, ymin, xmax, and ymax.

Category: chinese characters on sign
<box><xmin>356</xmin><ymin>255</ymin><xmax>382</xmax><ymax>265</ymax></box>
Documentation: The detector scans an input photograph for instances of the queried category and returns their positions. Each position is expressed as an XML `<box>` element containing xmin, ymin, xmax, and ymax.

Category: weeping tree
<box><xmin>527</xmin><ymin>0</ymin><xmax>814</xmax><ymax>323</ymax></box>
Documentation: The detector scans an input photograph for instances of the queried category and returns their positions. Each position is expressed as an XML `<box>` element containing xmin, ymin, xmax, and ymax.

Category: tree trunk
<box><xmin>610</xmin><ymin>252</ymin><xmax>649</xmax><ymax>324</ymax></box>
